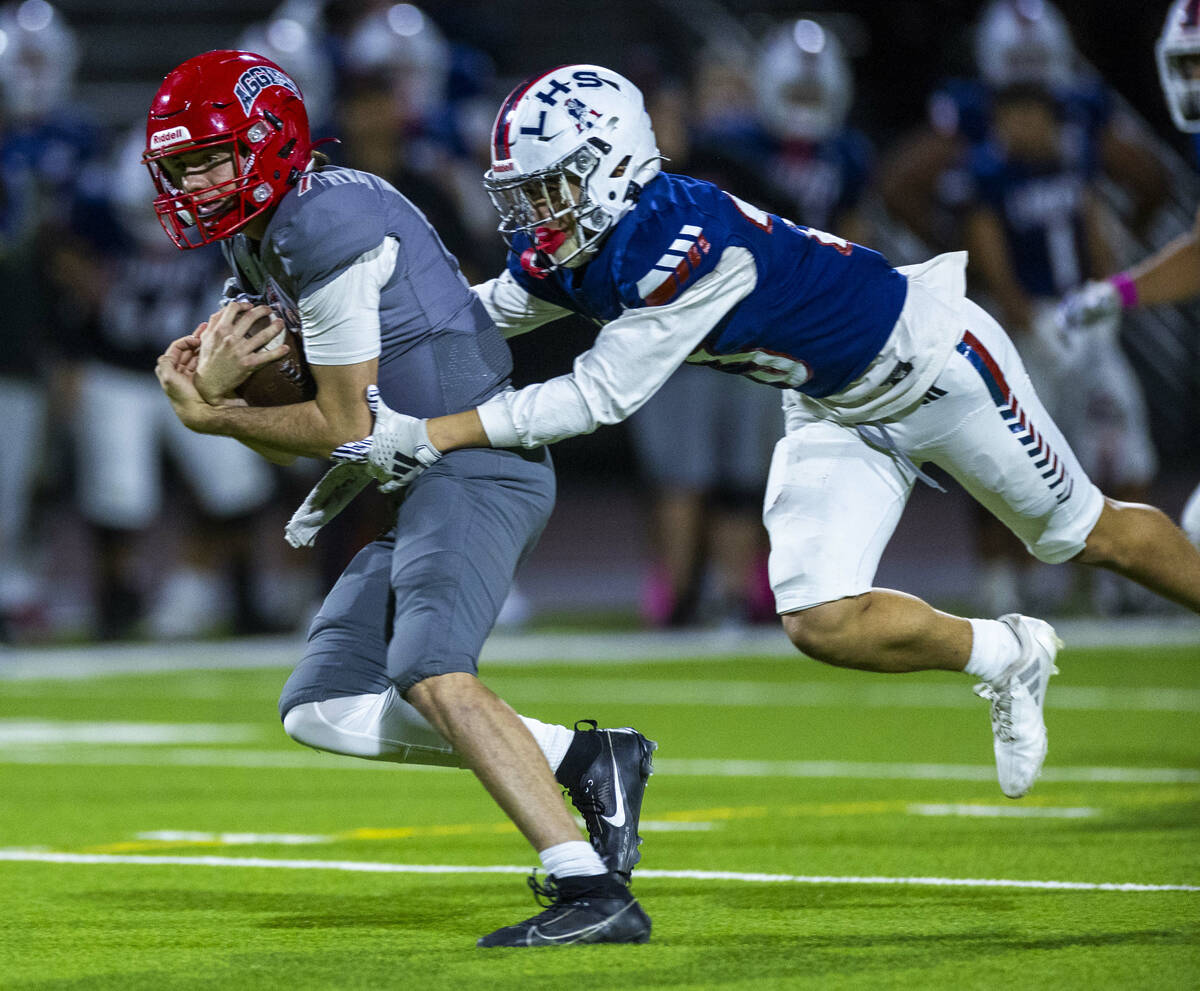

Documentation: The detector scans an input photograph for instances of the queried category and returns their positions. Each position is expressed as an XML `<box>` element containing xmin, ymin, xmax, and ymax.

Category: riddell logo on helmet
<box><xmin>234</xmin><ymin>65</ymin><xmax>300</xmax><ymax>115</ymax></box>
<box><xmin>150</xmin><ymin>125</ymin><xmax>192</xmax><ymax>150</ymax></box>
<box><xmin>491</xmin><ymin>161</ymin><xmax>516</xmax><ymax>173</ymax></box>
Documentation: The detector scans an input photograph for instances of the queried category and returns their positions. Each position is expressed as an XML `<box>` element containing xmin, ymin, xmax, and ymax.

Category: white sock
<box><xmin>964</xmin><ymin>618</ymin><xmax>1022</xmax><ymax>683</ymax></box>
<box><xmin>539</xmin><ymin>840</ymin><xmax>607</xmax><ymax>879</ymax></box>
<box><xmin>519</xmin><ymin>716</ymin><xmax>575</xmax><ymax>773</ymax></box>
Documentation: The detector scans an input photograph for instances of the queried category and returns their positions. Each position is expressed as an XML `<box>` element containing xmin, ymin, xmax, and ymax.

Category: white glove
<box><xmin>1056</xmin><ymin>279</ymin><xmax>1122</xmax><ymax>338</ymax></box>
<box><xmin>330</xmin><ymin>385</ymin><xmax>443</xmax><ymax>492</ymax></box>
<box><xmin>1032</xmin><ymin>302</ymin><xmax>1091</xmax><ymax>374</ymax></box>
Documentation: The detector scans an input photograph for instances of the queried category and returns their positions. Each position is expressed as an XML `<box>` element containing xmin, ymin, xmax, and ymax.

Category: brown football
<box><xmin>236</xmin><ymin>326</ymin><xmax>317</xmax><ymax>407</ymax></box>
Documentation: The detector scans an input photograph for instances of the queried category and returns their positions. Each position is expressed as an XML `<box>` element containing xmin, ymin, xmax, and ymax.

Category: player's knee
<box><xmin>280</xmin><ymin>697</ymin><xmax>381</xmax><ymax>758</ymax></box>
<box><xmin>1076</xmin><ymin>497</ymin><xmax>1173</xmax><ymax>568</ymax></box>
<box><xmin>281</xmin><ymin>701</ymin><xmax>330</xmax><ymax>750</ymax></box>
<box><xmin>781</xmin><ymin>596</ymin><xmax>865</xmax><ymax>666</ymax></box>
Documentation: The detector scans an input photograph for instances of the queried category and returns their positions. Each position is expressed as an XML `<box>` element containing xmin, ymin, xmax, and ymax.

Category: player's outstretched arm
<box><xmin>427</xmin><ymin>410</ymin><xmax>490</xmax><ymax>452</ymax></box>
<box><xmin>1123</xmin><ymin>206</ymin><xmax>1200</xmax><ymax>308</ymax></box>
<box><xmin>1060</xmin><ymin>205</ymin><xmax>1200</xmax><ymax>333</ymax></box>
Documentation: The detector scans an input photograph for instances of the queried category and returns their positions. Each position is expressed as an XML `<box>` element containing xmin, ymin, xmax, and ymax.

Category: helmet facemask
<box><xmin>145</xmin><ymin>121</ymin><xmax>286</xmax><ymax>248</ymax></box>
<box><xmin>485</xmin><ymin>142</ymin><xmax>610</xmax><ymax>269</ymax></box>
<box><xmin>1159</xmin><ymin>40</ymin><xmax>1200</xmax><ymax>131</ymax></box>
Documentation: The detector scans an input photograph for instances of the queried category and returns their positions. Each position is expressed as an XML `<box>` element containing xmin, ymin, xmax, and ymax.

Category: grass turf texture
<box><xmin>1</xmin><ymin>642</ymin><xmax>1197</xmax><ymax>989</ymax></box>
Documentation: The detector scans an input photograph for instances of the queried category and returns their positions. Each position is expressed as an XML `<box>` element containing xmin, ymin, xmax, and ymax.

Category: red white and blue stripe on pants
<box><xmin>955</xmin><ymin>331</ymin><xmax>1075</xmax><ymax>506</ymax></box>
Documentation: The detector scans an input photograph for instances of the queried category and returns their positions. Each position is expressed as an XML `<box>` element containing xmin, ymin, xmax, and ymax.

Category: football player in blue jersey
<box><xmin>1060</xmin><ymin>0</ymin><xmax>1200</xmax><ymax>548</ymax></box>
<box><xmin>880</xmin><ymin>0</ymin><xmax>1166</xmax><ymax>256</ymax></box>
<box><xmin>0</xmin><ymin>0</ymin><xmax>95</xmax><ymax>638</ymax></box>
<box><xmin>963</xmin><ymin>82</ymin><xmax>1159</xmax><ymax>614</ymax></box>
<box><xmin>149</xmin><ymin>50</ymin><xmax>654</xmax><ymax>947</ymax></box>
<box><xmin>347</xmin><ymin>63</ymin><xmax>1200</xmax><ymax>806</ymax></box>
<box><xmin>745</xmin><ymin>19</ymin><xmax>874</xmax><ymax>245</ymax></box>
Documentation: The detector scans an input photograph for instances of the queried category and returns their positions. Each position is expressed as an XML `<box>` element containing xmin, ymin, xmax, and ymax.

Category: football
<box><xmin>236</xmin><ymin>324</ymin><xmax>317</xmax><ymax>407</ymax></box>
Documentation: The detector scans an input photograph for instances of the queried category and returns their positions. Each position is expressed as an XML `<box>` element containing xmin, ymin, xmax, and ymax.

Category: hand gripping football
<box><xmin>236</xmin><ymin>320</ymin><xmax>317</xmax><ymax>407</ymax></box>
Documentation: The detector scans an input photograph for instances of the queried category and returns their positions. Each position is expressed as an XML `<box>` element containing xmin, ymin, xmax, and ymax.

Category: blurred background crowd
<box><xmin>1</xmin><ymin>0</ymin><xmax>1197</xmax><ymax>644</ymax></box>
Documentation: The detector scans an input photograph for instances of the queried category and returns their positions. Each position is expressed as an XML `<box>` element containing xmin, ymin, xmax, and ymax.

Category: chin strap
<box><xmin>519</xmin><ymin>226</ymin><xmax>568</xmax><ymax>279</ymax></box>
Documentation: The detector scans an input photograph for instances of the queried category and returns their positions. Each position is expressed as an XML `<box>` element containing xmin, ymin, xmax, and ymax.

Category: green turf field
<box><xmin>1</xmin><ymin>636</ymin><xmax>1198</xmax><ymax>989</ymax></box>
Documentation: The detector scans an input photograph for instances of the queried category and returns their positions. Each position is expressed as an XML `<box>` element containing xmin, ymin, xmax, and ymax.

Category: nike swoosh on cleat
<box><xmin>600</xmin><ymin>749</ymin><xmax>626</xmax><ymax>828</ymax></box>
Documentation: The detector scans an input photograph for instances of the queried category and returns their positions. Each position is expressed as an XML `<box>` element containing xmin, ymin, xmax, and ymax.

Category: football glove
<box><xmin>1032</xmin><ymin>301</ymin><xmax>1091</xmax><ymax>374</ymax></box>
<box><xmin>330</xmin><ymin>385</ymin><xmax>443</xmax><ymax>492</ymax></box>
<box><xmin>1056</xmin><ymin>279</ymin><xmax>1122</xmax><ymax>338</ymax></box>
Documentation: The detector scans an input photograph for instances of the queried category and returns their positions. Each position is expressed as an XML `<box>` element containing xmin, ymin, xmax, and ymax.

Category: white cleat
<box><xmin>973</xmin><ymin>613</ymin><xmax>1062</xmax><ymax>799</ymax></box>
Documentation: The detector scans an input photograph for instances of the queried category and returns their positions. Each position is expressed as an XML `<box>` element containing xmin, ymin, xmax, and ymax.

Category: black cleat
<box><xmin>561</xmin><ymin>720</ymin><xmax>657</xmax><ymax>882</ymax></box>
<box><xmin>477</xmin><ymin>872</ymin><xmax>651</xmax><ymax>947</ymax></box>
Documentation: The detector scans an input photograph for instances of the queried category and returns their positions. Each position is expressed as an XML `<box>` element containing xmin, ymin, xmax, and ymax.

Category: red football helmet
<box><xmin>142</xmin><ymin>50</ymin><xmax>313</xmax><ymax>248</ymax></box>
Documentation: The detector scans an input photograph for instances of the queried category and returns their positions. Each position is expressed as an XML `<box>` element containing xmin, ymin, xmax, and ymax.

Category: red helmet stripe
<box><xmin>492</xmin><ymin>65</ymin><xmax>569</xmax><ymax>161</ymax></box>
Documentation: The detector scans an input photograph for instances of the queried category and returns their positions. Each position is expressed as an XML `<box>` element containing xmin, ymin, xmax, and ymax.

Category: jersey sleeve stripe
<box><xmin>634</xmin><ymin>224</ymin><xmax>712</xmax><ymax>306</ymax></box>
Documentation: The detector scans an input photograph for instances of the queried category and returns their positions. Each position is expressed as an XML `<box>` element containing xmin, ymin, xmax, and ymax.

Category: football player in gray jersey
<box><xmin>147</xmin><ymin>50</ymin><xmax>653</xmax><ymax>947</ymax></box>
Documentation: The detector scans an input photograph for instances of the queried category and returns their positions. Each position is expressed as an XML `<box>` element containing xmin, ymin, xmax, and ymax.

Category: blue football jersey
<box><xmin>968</xmin><ymin>141</ymin><xmax>1091</xmax><ymax>297</ymax></box>
<box><xmin>507</xmin><ymin>172</ymin><xmax>907</xmax><ymax>399</ymax></box>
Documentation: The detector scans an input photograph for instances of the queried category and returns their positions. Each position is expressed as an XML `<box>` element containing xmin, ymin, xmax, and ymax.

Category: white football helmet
<box><xmin>239</xmin><ymin>2</ymin><xmax>334</xmax><ymax>128</ymax></box>
<box><xmin>1157</xmin><ymin>0</ymin><xmax>1200</xmax><ymax>132</ymax></box>
<box><xmin>0</xmin><ymin>0</ymin><xmax>78</xmax><ymax>121</ymax></box>
<box><xmin>343</xmin><ymin>3</ymin><xmax>449</xmax><ymax>122</ymax></box>
<box><xmin>754</xmin><ymin>19</ymin><xmax>852</xmax><ymax>143</ymax></box>
<box><xmin>484</xmin><ymin>64</ymin><xmax>662</xmax><ymax>270</ymax></box>
<box><xmin>973</xmin><ymin>0</ymin><xmax>1076</xmax><ymax>89</ymax></box>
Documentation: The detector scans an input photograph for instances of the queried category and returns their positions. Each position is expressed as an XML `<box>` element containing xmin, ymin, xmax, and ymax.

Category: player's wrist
<box><xmin>1107</xmin><ymin>272</ymin><xmax>1139</xmax><ymax>310</ymax></box>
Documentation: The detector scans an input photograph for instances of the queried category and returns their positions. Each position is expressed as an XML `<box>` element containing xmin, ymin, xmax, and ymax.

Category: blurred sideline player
<box><xmin>880</xmin><ymin>0</ymin><xmax>1166</xmax><ymax>257</ymax></box>
<box><xmin>334</xmin><ymin>69</ymin><xmax>534</xmax><ymax>627</ymax></box>
<box><xmin>963</xmin><ymin>83</ymin><xmax>1158</xmax><ymax>614</ymax></box>
<box><xmin>0</xmin><ymin>0</ymin><xmax>92</xmax><ymax>637</ymax></box>
<box><xmin>337</xmin><ymin>1</ymin><xmax>503</xmax><ymax>277</ymax></box>
<box><xmin>55</xmin><ymin>131</ymin><xmax>282</xmax><ymax>640</ymax></box>
<box><xmin>627</xmin><ymin>64</ymin><xmax>783</xmax><ymax>629</ymax></box>
<box><xmin>1060</xmin><ymin>0</ymin><xmax>1200</xmax><ymax>549</ymax></box>
<box><xmin>346</xmin><ymin>64</ymin><xmax>1200</xmax><ymax>808</ymax></box>
<box><xmin>150</xmin><ymin>51</ymin><xmax>654</xmax><ymax>946</ymax></box>
<box><xmin>634</xmin><ymin>20</ymin><xmax>873</xmax><ymax>630</ymax></box>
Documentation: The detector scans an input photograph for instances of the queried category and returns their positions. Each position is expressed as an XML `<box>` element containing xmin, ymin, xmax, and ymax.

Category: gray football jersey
<box><xmin>222</xmin><ymin>166</ymin><xmax>512</xmax><ymax>417</ymax></box>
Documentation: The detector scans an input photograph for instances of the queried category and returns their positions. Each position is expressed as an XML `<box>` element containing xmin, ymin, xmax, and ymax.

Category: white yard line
<box><xmin>0</xmin><ymin>720</ymin><xmax>264</xmax><ymax>745</ymax></box>
<box><xmin>135</xmin><ymin>830</ymin><xmax>330</xmax><ymax>845</ymax></box>
<box><xmin>655</xmin><ymin>758</ymin><xmax>1200</xmax><ymax>785</ymax></box>
<box><xmin>4</xmin><ymin>674</ymin><xmax>1200</xmax><ymax>711</ymax></box>
<box><xmin>0</xmin><ymin>746</ymin><xmax>1195</xmax><ymax>786</ymax></box>
<box><xmin>493</xmin><ymin>680</ymin><xmax>1200</xmax><ymax>712</ymax></box>
<box><xmin>0</xmin><ymin>850</ymin><xmax>1194</xmax><ymax>892</ymax></box>
<box><xmin>908</xmin><ymin>803</ymin><xmax>1100</xmax><ymax>818</ymax></box>
<box><xmin>2</xmin><ymin>618</ymin><xmax>1198</xmax><ymax>681</ymax></box>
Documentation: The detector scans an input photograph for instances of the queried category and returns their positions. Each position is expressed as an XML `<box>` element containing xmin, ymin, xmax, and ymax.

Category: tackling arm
<box><xmin>458</xmin><ymin>246</ymin><xmax>758</xmax><ymax>450</ymax></box>
<box><xmin>472</xmin><ymin>269</ymin><xmax>573</xmax><ymax>339</ymax></box>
